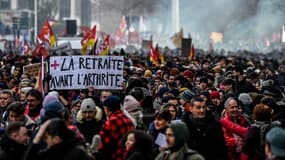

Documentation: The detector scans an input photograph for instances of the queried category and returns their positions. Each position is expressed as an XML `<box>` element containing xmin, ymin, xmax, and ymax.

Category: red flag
<box><xmin>81</xmin><ymin>25</ymin><xmax>97</xmax><ymax>54</ymax></box>
<box><xmin>100</xmin><ymin>31</ymin><xmax>115</xmax><ymax>48</ymax></box>
<box><xmin>80</xmin><ymin>26</ymin><xmax>91</xmax><ymax>36</ymax></box>
<box><xmin>189</xmin><ymin>44</ymin><xmax>195</xmax><ymax>61</ymax></box>
<box><xmin>81</xmin><ymin>25</ymin><xmax>96</xmax><ymax>46</ymax></box>
<box><xmin>97</xmin><ymin>35</ymin><xmax>110</xmax><ymax>56</ymax></box>
<box><xmin>32</xmin><ymin>44</ymin><xmax>49</xmax><ymax>59</ymax></box>
<box><xmin>35</xmin><ymin>57</ymin><xmax>45</xmax><ymax>95</ymax></box>
<box><xmin>155</xmin><ymin>43</ymin><xmax>164</xmax><ymax>65</ymax></box>
<box><xmin>115</xmin><ymin>16</ymin><xmax>127</xmax><ymax>45</ymax></box>
<box><xmin>119</xmin><ymin>16</ymin><xmax>127</xmax><ymax>32</ymax></box>
<box><xmin>38</xmin><ymin>20</ymin><xmax>56</xmax><ymax>46</ymax></box>
<box><xmin>150</xmin><ymin>42</ymin><xmax>159</xmax><ymax>66</ymax></box>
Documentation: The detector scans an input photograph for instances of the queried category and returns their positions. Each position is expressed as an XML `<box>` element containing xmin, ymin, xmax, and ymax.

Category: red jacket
<box><xmin>220</xmin><ymin>114</ymin><xmax>249</xmax><ymax>160</ymax></box>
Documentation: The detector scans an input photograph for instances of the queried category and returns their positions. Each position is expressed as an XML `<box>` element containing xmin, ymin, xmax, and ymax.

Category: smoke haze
<box><xmin>148</xmin><ymin>0</ymin><xmax>285</xmax><ymax>51</ymax></box>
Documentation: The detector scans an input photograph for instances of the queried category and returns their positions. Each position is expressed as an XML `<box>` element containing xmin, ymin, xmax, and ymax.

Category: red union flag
<box><xmin>81</xmin><ymin>25</ymin><xmax>97</xmax><ymax>54</ymax></box>
<box><xmin>38</xmin><ymin>20</ymin><xmax>56</xmax><ymax>46</ymax></box>
<box><xmin>97</xmin><ymin>35</ymin><xmax>110</xmax><ymax>56</ymax></box>
<box><xmin>150</xmin><ymin>42</ymin><xmax>159</xmax><ymax>66</ymax></box>
<box><xmin>32</xmin><ymin>43</ymin><xmax>49</xmax><ymax>59</ymax></box>
<box><xmin>80</xmin><ymin>26</ymin><xmax>91</xmax><ymax>36</ymax></box>
<box><xmin>100</xmin><ymin>31</ymin><xmax>115</xmax><ymax>48</ymax></box>
<box><xmin>115</xmin><ymin>16</ymin><xmax>127</xmax><ymax>45</ymax></box>
<box><xmin>189</xmin><ymin>44</ymin><xmax>195</xmax><ymax>61</ymax></box>
<box><xmin>119</xmin><ymin>16</ymin><xmax>127</xmax><ymax>32</ymax></box>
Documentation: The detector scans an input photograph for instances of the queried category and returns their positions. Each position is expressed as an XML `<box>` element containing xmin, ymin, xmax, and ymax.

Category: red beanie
<box><xmin>183</xmin><ymin>70</ymin><xmax>193</xmax><ymax>78</ymax></box>
<box><xmin>210</xmin><ymin>91</ymin><xmax>220</xmax><ymax>99</ymax></box>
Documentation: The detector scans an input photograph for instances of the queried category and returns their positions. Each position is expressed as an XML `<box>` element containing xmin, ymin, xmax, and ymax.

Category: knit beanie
<box><xmin>42</xmin><ymin>95</ymin><xmax>59</xmax><ymax>108</ymax></box>
<box><xmin>158</xmin><ymin>87</ymin><xmax>169</xmax><ymax>97</ymax></box>
<box><xmin>144</xmin><ymin>69</ymin><xmax>152</xmax><ymax>78</ymax></box>
<box><xmin>103</xmin><ymin>96</ymin><xmax>121</xmax><ymax>112</ymax></box>
<box><xmin>43</xmin><ymin>99</ymin><xmax>65</xmax><ymax>114</ymax></box>
<box><xmin>183</xmin><ymin>70</ymin><xmax>193</xmax><ymax>78</ymax></box>
<box><xmin>80</xmin><ymin>98</ymin><xmax>97</xmax><ymax>112</ymax></box>
<box><xmin>238</xmin><ymin>93</ymin><xmax>252</xmax><ymax>105</ymax></box>
<box><xmin>123</xmin><ymin>95</ymin><xmax>140</xmax><ymax>112</ymax></box>
<box><xmin>178</xmin><ymin>90</ymin><xmax>195</xmax><ymax>102</ymax></box>
<box><xmin>210</xmin><ymin>91</ymin><xmax>220</xmax><ymax>100</ymax></box>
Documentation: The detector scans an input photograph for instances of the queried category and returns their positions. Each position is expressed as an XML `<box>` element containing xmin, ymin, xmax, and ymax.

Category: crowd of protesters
<box><xmin>0</xmin><ymin>47</ymin><xmax>284</xmax><ymax>160</ymax></box>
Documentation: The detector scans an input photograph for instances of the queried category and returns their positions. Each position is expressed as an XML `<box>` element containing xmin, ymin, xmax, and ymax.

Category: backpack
<box><xmin>251</xmin><ymin>121</ymin><xmax>281</xmax><ymax>157</ymax></box>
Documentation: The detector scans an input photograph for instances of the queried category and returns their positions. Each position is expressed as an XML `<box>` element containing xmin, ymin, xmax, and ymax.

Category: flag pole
<box><xmin>34</xmin><ymin>0</ymin><xmax>38</xmax><ymax>44</ymax></box>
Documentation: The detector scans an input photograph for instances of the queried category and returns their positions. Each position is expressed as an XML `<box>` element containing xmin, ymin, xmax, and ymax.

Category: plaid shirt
<box><xmin>99</xmin><ymin>110</ymin><xmax>134</xmax><ymax>160</ymax></box>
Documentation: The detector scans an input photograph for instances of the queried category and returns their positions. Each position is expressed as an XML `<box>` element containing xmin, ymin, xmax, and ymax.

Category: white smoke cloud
<box><xmin>147</xmin><ymin>0</ymin><xmax>285</xmax><ymax>51</ymax></box>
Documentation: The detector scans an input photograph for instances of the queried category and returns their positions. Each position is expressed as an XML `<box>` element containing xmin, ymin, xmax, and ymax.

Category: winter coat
<box><xmin>242</xmin><ymin>121</ymin><xmax>271</xmax><ymax>160</ymax></box>
<box><xmin>220</xmin><ymin>113</ymin><xmax>250</xmax><ymax>160</ymax></box>
<box><xmin>155</xmin><ymin>144</ymin><xmax>205</xmax><ymax>160</ymax></box>
<box><xmin>220</xmin><ymin>118</ymin><xmax>248</xmax><ymax>138</ymax></box>
<box><xmin>124</xmin><ymin>149</ymin><xmax>155</xmax><ymax>160</ymax></box>
<box><xmin>183</xmin><ymin>111</ymin><xmax>229</xmax><ymax>160</ymax></box>
<box><xmin>99</xmin><ymin>110</ymin><xmax>135</xmax><ymax>160</ymax></box>
<box><xmin>0</xmin><ymin>135</ymin><xmax>27</xmax><ymax>160</ymax></box>
<box><xmin>76</xmin><ymin>118</ymin><xmax>103</xmax><ymax>144</ymax></box>
<box><xmin>147</xmin><ymin>121</ymin><xmax>167</xmax><ymax>156</ymax></box>
<box><xmin>23</xmin><ymin>138</ymin><xmax>91</xmax><ymax>160</ymax></box>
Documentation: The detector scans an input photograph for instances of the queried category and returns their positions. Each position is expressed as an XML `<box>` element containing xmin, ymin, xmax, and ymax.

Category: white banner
<box><xmin>49</xmin><ymin>56</ymin><xmax>124</xmax><ymax>90</ymax></box>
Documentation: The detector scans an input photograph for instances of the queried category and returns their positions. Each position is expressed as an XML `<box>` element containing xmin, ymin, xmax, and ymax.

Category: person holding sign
<box><xmin>147</xmin><ymin>110</ymin><xmax>172</xmax><ymax>156</ymax></box>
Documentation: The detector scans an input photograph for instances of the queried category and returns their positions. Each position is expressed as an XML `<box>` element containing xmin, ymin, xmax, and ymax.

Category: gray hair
<box><xmin>224</xmin><ymin>97</ymin><xmax>236</xmax><ymax>108</ymax></box>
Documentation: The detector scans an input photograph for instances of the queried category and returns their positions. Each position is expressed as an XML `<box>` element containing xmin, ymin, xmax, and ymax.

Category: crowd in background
<box><xmin>0</xmin><ymin>48</ymin><xmax>284</xmax><ymax>160</ymax></box>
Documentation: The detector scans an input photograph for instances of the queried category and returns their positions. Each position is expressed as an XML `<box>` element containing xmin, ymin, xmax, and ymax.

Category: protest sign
<box><xmin>23</xmin><ymin>63</ymin><xmax>46</xmax><ymax>78</ymax></box>
<box><xmin>49</xmin><ymin>56</ymin><xmax>124</xmax><ymax>90</ymax></box>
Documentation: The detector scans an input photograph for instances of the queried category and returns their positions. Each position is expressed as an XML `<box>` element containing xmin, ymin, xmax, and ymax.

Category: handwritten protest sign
<box><xmin>23</xmin><ymin>63</ymin><xmax>47</xmax><ymax>78</ymax></box>
<box><xmin>49</xmin><ymin>56</ymin><xmax>124</xmax><ymax>90</ymax></box>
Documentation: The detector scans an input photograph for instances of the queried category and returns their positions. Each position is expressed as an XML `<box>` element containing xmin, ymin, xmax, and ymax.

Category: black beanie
<box><xmin>103</xmin><ymin>95</ymin><xmax>121</xmax><ymax>112</ymax></box>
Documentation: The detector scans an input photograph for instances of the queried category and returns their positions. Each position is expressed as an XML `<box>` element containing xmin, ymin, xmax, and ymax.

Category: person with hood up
<box><xmin>155</xmin><ymin>121</ymin><xmax>205</xmax><ymax>160</ymax></box>
<box><xmin>123</xmin><ymin>95</ymin><xmax>144</xmax><ymax>129</ymax></box>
